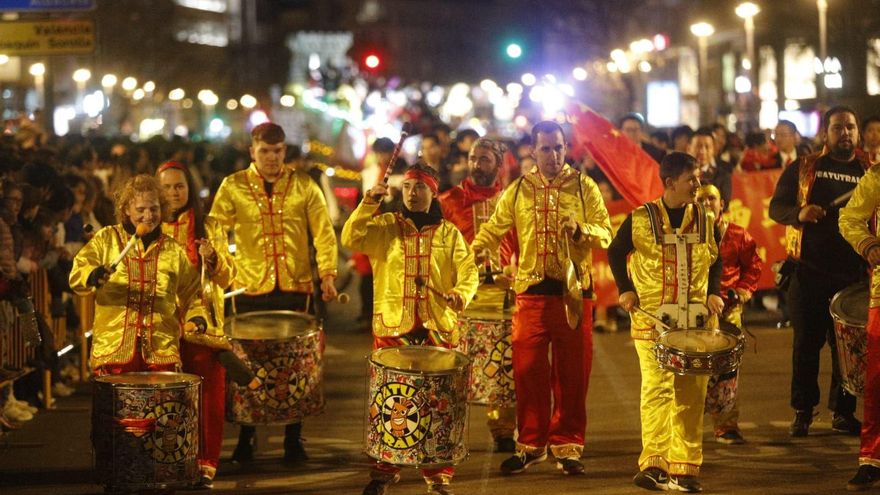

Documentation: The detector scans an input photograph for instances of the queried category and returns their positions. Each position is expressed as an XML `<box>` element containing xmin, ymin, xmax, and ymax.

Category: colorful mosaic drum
<box><xmin>831</xmin><ymin>281</ymin><xmax>869</xmax><ymax>396</ymax></box>
<box><xmin>365</xmin><ymin>346</ymin><xmax>470</xmax><ymax>468</ymax></box>
<box><xmin>654</xmin><ymin>323</ymin><xmax>744</xmax><ymax>375</ymax></box>
<box><xmin>456</xmin><ymin>308</ymin><xmax>515</xmax><ymax>405</ymax></box>
<box><xmin>225</xmin><ymin>311</ymin><xmax>324</xmax><ymax>425</ymax></box>
<box><xmin>92</xmin><ymin>372</ymin><xmax>201</xmax><ymax>491</ymax></box>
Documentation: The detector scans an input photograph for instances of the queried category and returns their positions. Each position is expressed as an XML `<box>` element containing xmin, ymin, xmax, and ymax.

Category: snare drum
<box><xmin>366</xmin><ymin>346</ymin><xmax>470</xmax><ymax>467</ymax></box>
<box><xmin>225</xmin><ymin>311</ymin><xmax>324</xmax><ymax>425</ymax></box>
<box><xmin>831</xmin><ymin>281</ymin><xmax>869</xmax><ymax>396</ymax></box>
<box><xmin>92</xmin><ymin>372</ymin><xmax>201</xmax><ymax>491</ymax></box>
<box><xmin>654</xmin><ymin>323</ymin><xmax>745</xmax><ymax>375</ymax></box>
<box><xmin>456</xmin><ymin>308</ymin><xmax>515</xmax><ymax>406</ymax></box>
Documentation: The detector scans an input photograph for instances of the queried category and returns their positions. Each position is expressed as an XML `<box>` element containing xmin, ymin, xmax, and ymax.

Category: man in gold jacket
<box><xmin>839</xmin><ymin>157</ymin><xmax>880</xmax><ymax>490</ymax></box>
<box><xmin>69</xmin><ymin>175</ymin><xmax>206</xmax><ymax>373</ymax></box>
<box><xmin>342</xmin><ymin>163</ymin><xmax>478</xmax><ymax>495</ymax></box>
<box><xmin>208</xmin><ymin>122</ymin><xmax>338</xmax><ymax>464</ymax></box>
<box><xmin>609</xmin><ymin>152</ymin><xmax>723</xmax><ymax>493</ymax></box>
<box><xmin>473</xmin><ymin>121</ymin><xmax>612</xmax><ymax>477</ymax></box>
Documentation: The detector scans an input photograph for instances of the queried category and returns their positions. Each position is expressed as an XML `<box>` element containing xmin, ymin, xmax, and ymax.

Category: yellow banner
<box><xmin>0</xmin><ymin>20</ymin><xmax>94</xmax><ymax>55</ymax></box>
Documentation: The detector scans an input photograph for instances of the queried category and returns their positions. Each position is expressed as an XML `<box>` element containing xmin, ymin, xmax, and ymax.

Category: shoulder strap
<box><xmin>643</xmin><ymin>201</ymin><xmax>663</xmax><ymax>244</ymax></box>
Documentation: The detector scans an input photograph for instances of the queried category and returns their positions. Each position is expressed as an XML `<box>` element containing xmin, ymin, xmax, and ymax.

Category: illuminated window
<box><xmin>678</xmin><ymin>48</ymin><xmax>699</xmax><ymax>96</ymax></box>
<box><xmin>175</xmin><ymin>20</ymin><xmax>229</xmax><ymax>47</ymax></box>
<box><xmin>758</xmin><ymin>46</ymin><xmax>778</xmax><ymax>101</ymax></box>
<box><xmin>646</xmin><ymin>81</ymin><xmax>680</xmax><ymax>128</ymax></box>
<box><xmin>175</xmin><ymin>0</ymin><xmax>227</xmax><ymax>13</ymax></box>
<box><xmin>784</xmin><ymin>42</ymin><xmax>816</xmax><ymax>100</ymax></box>
<box><xmin>867</xmin><ymin>39</ymin><xmax>880</xmax><ymax>95</ymax></box>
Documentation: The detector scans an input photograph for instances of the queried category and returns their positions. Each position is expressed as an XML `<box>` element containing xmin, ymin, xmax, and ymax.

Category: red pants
<box><xmin>369</xmin><ymin>328</ymin><xmax>454</xmax><ymax>483</ymax></box>
<box><xmin>512</xmin><ymin>295</ymin><xmax>593</xmax><ymax>457</ymax></box>
<box><xmin>861</xmin><ymin>307</ymin><xmax>880</xmax><ymax>464</ymax></box>
<box><xmin>181</xmin><ymin>341</ymin><xmax>226</xmax><ymax>473</ymax></box>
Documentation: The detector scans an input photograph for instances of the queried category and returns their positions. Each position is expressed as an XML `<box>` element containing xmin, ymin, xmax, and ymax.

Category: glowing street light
<box><xmin>101</xmin><ymin>74</ymin><xmax>117</xmax><ymax>89</ymax></box>
<box><xmin>736</xmin><ymin>3</ymin><xmax>760</xmax><ymax>79</ymax></box>
<box><xmin>521</xmin><ymin>73</ymin><xmax>536</xmax><ymax>86</ymax></box>
<box><xmin>168</xmin><ymin>88</ymin><xmax>185</xmax><ymax>101</ymax></box>
<box><xmin>572</xmin><ymin>67</ymin><xmax>588</xmax><ymax>81</ymax></box>
<box><xmin>280</xmin><ymin>94</ymin><xmax>296</xmax><ymax>107</ymax></box>
<box><xmin>72</xmin><ymin>68</ymin><xmax>91</xmax><ymax>84</ymax></box>
<box><xmin>690</xmin><ymin>22</ymin><xmax>715</xmax><ymax>122</ymax></box>
<box><xmin>143</xmin><ymin>80</ymin><xmax>156</xmax><ymax>93</ymax></box>
<box><xmin>121</xmin><ymin>77</ymin><xmax>137</xmax><ymax>92</ymax></box>
<box><xmin>239</xmin><ymin>94</ymin><xmax>257</xmax><ymax>109</ymax></box>
<box><xmin>29</xmin><ymin>63</ymin><xmax>46</xmax><ymax>108</ymax></box>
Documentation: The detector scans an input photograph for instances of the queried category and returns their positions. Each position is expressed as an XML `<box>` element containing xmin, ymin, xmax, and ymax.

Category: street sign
<box><xmin>0</xmin><ymin>20</ymin><xmax>95</xmax><ymax>55</ymax></box>
<box><xmin>0</xmin><ymin>0</ymin><xmax>95</xmax><ymax>11</ymax></box>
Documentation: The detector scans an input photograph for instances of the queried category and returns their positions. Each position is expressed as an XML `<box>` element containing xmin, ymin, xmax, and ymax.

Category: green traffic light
<box><xmin>506</xmin><ymin>43</ymin><xmax>523</xmax><ymax>59</ymax></box>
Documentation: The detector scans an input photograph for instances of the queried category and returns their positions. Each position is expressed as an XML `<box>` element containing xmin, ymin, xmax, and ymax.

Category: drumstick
<box><xmin>414</xmin><ymin>277</ymin><xmax>455</xmax><ymax>303</ymax></box>
<box><xmin>633</xmin><ymin>306</ymin><xmax>672</xmax><ymax>331</ymax></box>
<box><xmin>110</xmin><ymin>223</ymin><xmax>151</xmax><ymax>270</ymax></box>
<box><xmin>380</xmin><ymin>127</ymin><xmax>410</xmax><ymax>186</ymax></box>
<box><xmin>224</xmin><ymin>288</ymin><xmax>247</xmax><ymax>299</ymax></box>
<box><xmin>827</xmin><ymin>189</ymin><xmax>854</xmax><ymax>209</ymax></box>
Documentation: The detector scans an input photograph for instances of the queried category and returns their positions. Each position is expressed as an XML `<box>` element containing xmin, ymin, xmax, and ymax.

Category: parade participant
<box><xmin>69</xmin><ymin>174</ymin><xmax>206</xmax><ymax>375</ymax></box>
<box><xmin>208</xmin><ymin>122</ymin><xmax>338</xmax><ymax>464</ymax></box>
<box><xmin>769</xmin><ymin>106</ymin><xmax>868</xmax><ymax>438</ymax></box>
<box><xmin>342</xmin><ymin>163</ymin><xmax>479</xmax><ymax>495</ymax></box>
<box><xmin>608</xmin><ymin>152</ymin><xmax>723</xmax><ymax>493</ymax></box>
<box><xmin>472</xmin><ymin>121</ymin><xmax>613</xmax><ymax>476</ymax></box>
<box><xmin>840</xmin><ymin>155</ymin><xmax>880</xmax><ymax>490</ymax></box>
<box><xmin>696</xmin><ymin>184</ymin><xmax>762</xmax><ymax>446</ymax></box>
<box><xmin>438</xmin><ymin>137</ymin><xmax>518</xmax><ymax>452</ymax></box>
<box><xmin>158</xmin><ymin>161</ymin><xmax>235</xmax><ymax>488</ymax></box>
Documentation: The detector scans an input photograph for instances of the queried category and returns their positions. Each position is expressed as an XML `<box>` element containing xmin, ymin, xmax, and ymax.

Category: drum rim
<box><xmin>369</xmin><ymin>345</ymin><xmax>471</xmax><ymax>374</ymax></box>
<box><xmin>654</xmin><ymin>328</ymin><xmax>743</xmax><ymax>356</ymax></box>
<box><xmin>461</xmin><ymin>313</ymin><xmax>513</xmax><ymax>322</ymax></box>
<box><xmin>93</xmin><ymin>371</ymin><xmax>202</xmax><ymax>388</ymax></box>
<box><xmin>830</xmin><ymin>281</ymin><xmax>870</xmax><ymax>326</ymax></box>
<box><xmin>225</xmin><ymin>310</ymin><xmax>321</xmax><ymax>340</ymax></box>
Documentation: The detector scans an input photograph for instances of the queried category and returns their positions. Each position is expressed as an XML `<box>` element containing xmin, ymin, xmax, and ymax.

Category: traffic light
<box><xmin>505</xmin><ymin>42</ymin><xmax>523</xmax><ymax>59</ymax></box>
<box><xmin>364</xmin><ymin>53</ymin><xmax>381</xmax><ymax>70</ymax></box>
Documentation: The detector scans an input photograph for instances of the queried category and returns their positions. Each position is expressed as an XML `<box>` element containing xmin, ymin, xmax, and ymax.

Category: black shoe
<box><xmin>363</xmin><ymin>474</ymin><xmax>400</xmax><ymax>495</ymax></box>
<box><xmin>833</xmin><ymin>413</ymin><xmax>862</xmax><ymax>436</ymax></box>
<box><xmin>231</xmin><ymin>426</ymin><xmax>256</xmax><ymax>464</ymax></box>
<box><xmin>715</xmin><ymin>430</ymin><xmax>746</xmax><ymax>445</ymax></box>
<box><xmin>500</xmin><ymin>450</ymin><xmax>547</xmax><ymax>475</ymax></box>
<box><xmin>669</xmin><ymin>475</ymin><xmax>703</xmax><ymax>493</ymax></box>
<box><xmin>633</xmin><ymin>467</ymin><xmax>669</xmax><ymax>491</ymax></box>
<box><xmin>556</xmin><ymin>457</ymin><xmax>585</xmax><ymax>475</ymax></box>
<box><xmin>283</xmin><ymin>423</ymin><xmax>309</xmax><ymax>463</ymax></box>
<box><xmin>191</xmin><ymin>474</ymin><xmax>214</xmax><ymax>490</ymax></box>
<box><xmin>789</xmin><ymin>409</ymin><xmax>814</xmax><ymax>437</ymax></box>
<box><xmin>848</xmin><ymin>465</ymin><xmax>880</xmax><ymax>491</ymax></box>
<box><xmin>494</xmin><ymin>437</ymin><xmax>516</xmax><ymax>453</ymax></box>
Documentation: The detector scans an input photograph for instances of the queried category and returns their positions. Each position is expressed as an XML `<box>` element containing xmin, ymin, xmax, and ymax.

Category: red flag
<box><xmin>567</xmin><ymin>103</ymin><xmax>664</xmax><ymax>208</ymax></box>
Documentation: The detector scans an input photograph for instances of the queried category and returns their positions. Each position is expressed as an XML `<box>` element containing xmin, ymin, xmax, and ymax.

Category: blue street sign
<box><xmin>0</xmin><ymin>0</ymin><xmax>95</xmax><ymax>12</ymax></box>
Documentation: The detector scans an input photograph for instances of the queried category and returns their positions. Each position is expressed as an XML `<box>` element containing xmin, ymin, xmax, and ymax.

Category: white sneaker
<box><xmin>3</xmin><ymin>402</ymin><xmax>33</xmax><ymax>422</ymax></box>
<box><xmin>53</xmin><ymin>382</ymin><xmax>75</xmax><ymax>397</ymax></box>
<box><xmin>8</xmin><ymin>397</ymin><xmax>37</xmax><ymax>414</ymax></box>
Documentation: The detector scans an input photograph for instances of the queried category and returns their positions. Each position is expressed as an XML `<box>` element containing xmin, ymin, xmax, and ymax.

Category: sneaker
<box><xmin>848</xmin><ymin>465</ymin><xmax>880</xmax><ymax>491</ymax></box>
<box><xmin>363</xmin><ymin>474</ymin><xmax>400</xmax><ymax>495</ymax></box>
<box><xmin>633</xmin><ymin>467</ymin><xmax>669</xmax><ymax>491</ymax></box>
<box><xmin>8</xmin><ymin>397</ymin><xmax>37</xmax><ymax>415</ymax></box>
<box><xmin>192</xmin><ymin>474</ymin><xmax>214</xmax><ymax>490</ymax></box>
<box><xmin>283</xmin><ymin>437</ymin><xmax>308</xmax><ymax>464</ymax></box>
<box><xmin>833</xmin><ymin>413</ymin><xmax>862</xmax><ymax>436</ymax></box>
<box><xmin>500</xmin><ymin>450</ymin><xmax>547</xmax><ymax>475</ymax></box>
<box><xmin>715</xmin><ymin>430</ymin><xmax>746</xmax><ymax>445</ymax></box>
<box><xmin>494</xmin><ymin>437</ymin><xmax>516</xmax><ymax>453</ymax></box>
<box><xmin>3</xmin><ymin>403</ymin><xmax>33</xmax><ymax>422</ymax></box>
<box><xmin>556</xmin><ymin>457</ymin><xmax>585</xmax><ymax>475</ymax></box>
<box><xmin>668</xmin><ymin>475</ymin><xmax>702</xmax><ymax>493</ymax></box>
<box><xmin>789</xmin><ymin>409</ymin><xmax>814</xmax><ymax>437</ymax></box>
<box><xmin>53</xmin><ymin>382</ymin><xmax>75</xmax><ymax>397</ymax></box>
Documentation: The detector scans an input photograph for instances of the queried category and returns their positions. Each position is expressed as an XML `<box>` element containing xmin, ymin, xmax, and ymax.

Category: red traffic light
<box><xmin>364</xmin><ymin>54</ymin><xmax>381</xmax><ymax>69</ymax></box>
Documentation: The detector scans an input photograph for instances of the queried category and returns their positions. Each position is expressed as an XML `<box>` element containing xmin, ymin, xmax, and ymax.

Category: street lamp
<box><xmin>121</xmin><ymin>76</ymin><xmax>137</xmax><ymax>93</ymax></box>
<box><xmin>690</xmin><ymin>22</ymin><xmax>715</xmax><ymax>122</ymax></box>
<box><xmin>72</xmin><ymin>68</ymin><xmax>91</xmax><ymax>113</ymax></box>
<box><xmin>818</xmin><ymin>0</ymin><xmax>828</xmax><ymax>63</ymax></box>
<box><xmin>239</xmin><ymin>94</ymin><xmax>257</xmax><ymax>109</ymax></box>
<box><xmin>29</xmin><ymin>63</ymin><xmax>45</xmax><ymax>108</ymax></box>
<box><xmin>735</xmin><ymin>3</ymin><xmax>760</xmax><ymax>83</ymax></box>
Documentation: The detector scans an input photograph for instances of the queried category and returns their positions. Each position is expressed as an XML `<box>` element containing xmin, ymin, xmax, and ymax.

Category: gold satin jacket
<box><xmin>69</xmin><ymin>225</ymin><xmax>206</xmax><ymax>369</ymax></box>
<box><xmin>839</xmin><ymin>165</ymin><xmax>880</xmax><ymax>304</ymax></box>
<box><xmin>208</xmin><ymin>164</ymin><xmax>337</xmax><ymax>295</ymax></box>
<box><xmin>630</xmin><ymin>200</ymin><xmax>718</xmax><ymax>340</ymax></box>
<box><xmin>163</xmin><ymin>211</ymin><xmax>235</xmax><ymax>350</ymax></box>
<box><xmin>472</xmin><ymin>165</ymin><xmax>612</xmax><ymax>294</ymax></box>
<box><xmin>341</xmin><ymin>200</ymin><xmax>479</xmax><ymax>345</ymax></box>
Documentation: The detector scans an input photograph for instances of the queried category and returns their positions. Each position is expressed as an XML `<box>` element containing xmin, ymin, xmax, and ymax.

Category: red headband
<box><xmin>156</xmin><ymin>160</ymin><xmax>186</xmax><ymax>175</ymax></box>
<box><xmin>403</xmin><ymin>169</ymin><xmax>439</xmax><ymax>194</ymax></box>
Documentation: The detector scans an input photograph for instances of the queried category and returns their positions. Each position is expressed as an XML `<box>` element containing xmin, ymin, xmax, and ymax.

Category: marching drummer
<box><xmin>438</xmin><ymin>137</ymin><xmax>519</xmax><ymax>453</ymax></box>
<box><xmin>158</xmin><ymin>161</ymin><xmax>236</xmax><ymax>488</ymax></box>
<box><xmin>341</xmin><ymin>163</ymin><xmax>479</xmax><ymax>495</ymax></box>
<box><xmin>608</xmin><ymin>152</ymin><xmax>723</xmax><ymax>493</ymax></box>
<box><xmin>696</xmin><ymin>184</ymin><xmax>762</xmax><ymax>446</ymax></box>
<box><xmin>208</xmin><ymin>122</ymin><xmax>338</xmax><ymax>464</ymax></box>
<box><xmin>69</xmin><ymin>174</ymin><xmax>208</xmax><ymax>375</ymax></box>
<box><xmin>839</xmin><ymin>152</ymin><xmax>880</xmax><ymax>490</ymax></box>
<box><xmin>472</xmin><ymin>121</ymin><xmax>612</xmax><ymax>477</ymax></box>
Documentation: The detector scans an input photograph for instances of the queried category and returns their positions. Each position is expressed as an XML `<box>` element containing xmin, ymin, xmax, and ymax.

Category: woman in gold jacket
<box><xmin>69</xmin><ymin>174</ymin><xmax>206</xmax><ymax>374</ymax></box>
<box><xmin>342</xmin><ymin>164</ymin><xmax>478</xmax><ymax>495</ymax></box>
<box><xmin>158</xmin><ymin>161</ymin><xmax>235</xmax><ymax>487</ymax></box>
